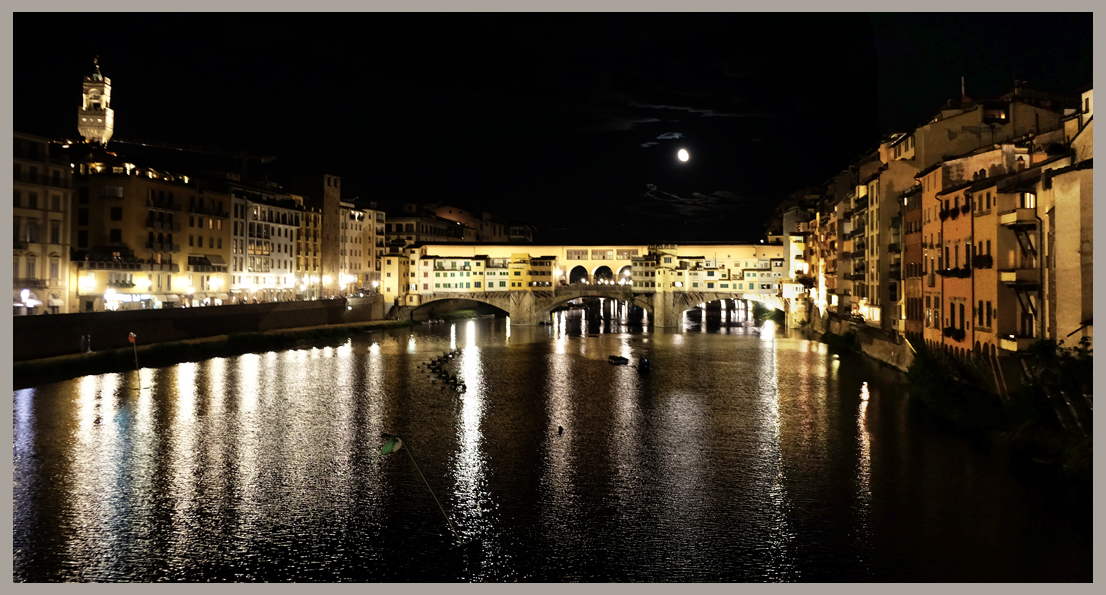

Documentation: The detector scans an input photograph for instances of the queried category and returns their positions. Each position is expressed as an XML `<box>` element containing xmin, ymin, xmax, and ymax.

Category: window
<box><xmin>474</xmin><ymin>282</ymin><xmax>481</xmax><ymax>288</ymax></box>
<box><xmin>499</xmin><ymin>281</ymin><xmax>506</xmax><ymax>287</ymax></box>
<box><xmin>49</xmin><ymin>259</ymin><xmax>59</xmax><ymax>280</ymax></box>
<box><xmin>110</xmin><ymin>207</ymin><xmax>122</xmax><ymax>221</ymax></box>
<box><xmin>26</xmin><ymin>258</ymin><xmax>36</xmax><ymax>279</ymax></box>
<box><xmin>49</xmin><ymin>221</ymin><xmax>60</xmax><ymax>244</ymax></box>
<box><xmin>28</xmin><ymin>192</ymin><xmax>38</xmax><ymax>209</ymax></box>
<box><xmin>217</xmin><ymin>238</ymin><xmax>222</xmax><ymax>249</ymax></box>
<box><xmin>77</xmin><ymin>230</ymin><xmax>88</xmax><ymax>248</ymax></box>
<box><xmin>51</xmin><ymin>195</ymin><xmax>61</xmax><ymax>211</ymax></box>
<box><xmin>986</xmin><ymin>301</ymin><xmax>992</xmax><ymax>327</ymax></box>
<box><xmin>189</xmin><ymin>235</ymin><xmax>194</xmax><ymax>247</ymax></box>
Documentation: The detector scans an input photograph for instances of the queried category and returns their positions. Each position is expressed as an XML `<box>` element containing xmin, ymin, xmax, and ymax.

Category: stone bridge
<box><xmin>391</xmin><ymin>286</ymin><xmax>787</xmax><ymax>327</ymax></box>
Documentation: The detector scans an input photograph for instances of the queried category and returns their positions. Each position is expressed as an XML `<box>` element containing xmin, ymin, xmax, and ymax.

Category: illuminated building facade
<box><xmin>13</xmin><ymin>132</ymin><xmax>73</xmax><ymax>315</ymax></box>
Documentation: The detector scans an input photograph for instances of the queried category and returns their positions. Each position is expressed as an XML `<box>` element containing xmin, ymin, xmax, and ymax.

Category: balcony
<box><xmin>13</xmin><ymin>171</ymin><xmax>72</xmax><ymax>189</ymax></box>
<box><xmin>13</xmin><ymin>277</ymin><xmax>48</xmax><ymax>289</ymax></box>
<box><xmin>937</xmin><ymin>266</ymin><xmax>972</xmax><ymax>279</ymax></box>
<box><xmin>890</xmin><ymin>215</ymin><xmax>901</xmax><ymax>229</ymax></box>
<box><xmin>145</xmin><ymin>241</ymin><xmax>181</xmax><ymax>252</ymax></box>
<box><xmin>854</xmin><ymin>196</ymin><xmax>869</xmax><ymax>211</ymax></box>
<box><xmin>887</xmin><ymin>242</ymin><xmax>901</xmax><ymax>253</ymax></box>
<box><xmin>999</xmin><ymin>334</ymin><xmax>1036</xmax><ymax>352</ymax></box>
<box><xmin>145</xmin><ymin>219</ymin><xmax>182</xmax><ymax>232</ymax></box>
<box><xmin>77</xmin><ymin>260</ymin><xmax>179</xmax><ymax>273</ymax></box>
<box><xmin>107</xmin><ymin>280</ymin><xmax>137</xmax><ymax>289</ymax></box>
<box><xmin>845</xmin><ymin>273</ymin><xmax>865</xmax><ymax>281</ymax></box>
<box><xmin>998</xmin><ymin>208</ymin><xmax>1038</xmax><ymax>229</ymax></box>
<box><xmin>999</xmin><ymin>268</ymin><xmax>1039</xmax><ymax>287</ymax></box>
<box><xmin>188</xmin><ymin>264</ymin><xmax>228</xmax><ymax>273</ymax></box>
<box><xmin>190</xmin><ymin>205</ymin><xmax>231</xmax><ymax>218</ymax></box>
<box><xmin>972</xmin><ymin>254</ymin><xmax>993</xmax><ymax>269</ymax></box>
<box><xmin>850</xmin><ymin>250</ymin><xmax>865</xmax><ymax>259</ymax></box>
<box><xmin>147</xmin><ymin>198</ymin><xmax>182</xmax><ymax>212</ymax></box>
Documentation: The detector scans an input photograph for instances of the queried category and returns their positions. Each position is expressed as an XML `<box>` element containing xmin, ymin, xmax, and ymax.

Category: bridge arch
<box><xmin>568</xmin><ymin>265</ymin><xmax>589</xmax><ymax>284</ymax></box>
<box><xmin>406</xmin><ymin>294</ymin><xmax>513</xmax><ymax>321</ymax></box>
<box><xmin>591</xmin><ymin>265</ymin><xmax>614</xmax><ymax>284</ymax></box>
<box><xmin>535</xmin><ymin>289</ymin><xmax>653</xmax><ymax>322</ymax></box>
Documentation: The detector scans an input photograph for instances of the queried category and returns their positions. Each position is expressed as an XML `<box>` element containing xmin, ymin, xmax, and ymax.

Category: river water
<box><xmin>12</xmin><ymin>311</ymin><xmax>1092</xmax><ymax>581</ymax></box>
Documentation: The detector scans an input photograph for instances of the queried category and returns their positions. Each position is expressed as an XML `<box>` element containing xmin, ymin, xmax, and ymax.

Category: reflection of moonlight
<box><xmin>678</xmin><ymin>148</ymin><xmax>690</xmax><ymax>162</ymax></box>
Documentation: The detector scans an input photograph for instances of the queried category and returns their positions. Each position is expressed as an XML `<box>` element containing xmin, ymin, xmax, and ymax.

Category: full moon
<box><xmin>677</xmin><ymin>148</ymin><xmax>690</xmax><ymax>162</ymax></box>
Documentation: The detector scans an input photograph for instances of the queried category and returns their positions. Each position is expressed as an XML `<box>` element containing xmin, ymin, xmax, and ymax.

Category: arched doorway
<box><xmin>592</xmin><ymin>265</ymin><xmax>614</xmax><ymax>285</ymax></box>
<box><xmin>569</xmin><ymin>265</ymin><xmax>589</xmax><ymax>285</ymax></box>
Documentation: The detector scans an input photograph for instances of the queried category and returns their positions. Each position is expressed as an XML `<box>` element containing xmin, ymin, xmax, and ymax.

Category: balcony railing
<box><xmin>998</xmin><ymin>334</ymin><xmax>1036</xmax><ymax>352</ymax></box>
<box><xmin>145</xmin><ymin>241</ymin><xmax>181</xmax><ymax>252</ymax></box>
<box><xmin>187</xmin><ymin>264</ymin><xmax>228</xmax><ymax>273</ymax></box>
<box><xmin>145</xmin><ymin>220</ymin><xmax>182</xmax><ymax>232</ymax></box>
<box><xmin>147</xmin><ymin>199</ymin><xmax>182</xmax><ymax>212</ymax></box>
<box><xmin>972</xmin><ymin>254</ymin><xmax>993</xmax><ymax>269</ymax></box>
<box><xmin>999</xmin><ymin>268</ymin><xmax>1039</xmax><ymax>287</ymax></box>
<box><xmin>998</xmin><ymin>208</ymin><xmax>1038</xmax><ymax>228</ymax></box>
<box><xmin>190</xmin><ymin>205</ymin><xmax>230</xmax><ymax>218</ymax></box>
<box><xmin>13</xmin><ymin>172</ymin><xmax>72</xmax><ymax>189</ymax></box>
<box><xmin>13</xmin><ymin>277</ymin><xmax>49</xmax><ymax>288</ymax></box>
<box><xmin>77</xmin><ymin>260</ymin><xmax>179</xmax><ymax>273</ymax></box>
<box><xmin>937</xmin><ymin>266</ymin><xmax>972</xmax><ymax>278</ymax></box>
<box><xmin>887</xmin><ymin>243</ymin><xmax>901</xmax><ymax>253</ymax></box>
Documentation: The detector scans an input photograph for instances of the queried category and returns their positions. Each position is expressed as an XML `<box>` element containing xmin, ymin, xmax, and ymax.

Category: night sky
<box><xmin>15</xmin><ymin>13</ymin><xmax>1091</xmax><ymax>244</ymax></box>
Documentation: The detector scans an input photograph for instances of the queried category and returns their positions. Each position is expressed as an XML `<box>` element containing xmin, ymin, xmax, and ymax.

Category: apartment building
<box><xmin>65</xmin><ymin>146</ymin><xmax>230</xmax><ymax>311</ymax></box>
<box><xmin>13</xmin><ymin>132</ymin><xmax>73</xmax><ymax>314</ymax></box>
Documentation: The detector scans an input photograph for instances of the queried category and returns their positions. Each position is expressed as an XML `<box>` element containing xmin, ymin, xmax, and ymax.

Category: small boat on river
<box><xmin>608</xmin><ymin>355</ymin><xmax>629</xmax><ymax>365</ymax></box>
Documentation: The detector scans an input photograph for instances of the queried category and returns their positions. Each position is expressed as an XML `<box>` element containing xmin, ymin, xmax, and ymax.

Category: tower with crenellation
<box><xmin>77</xmin><ymin>57</ymin><xmax>114</xmax><ymax>145</ymax></box>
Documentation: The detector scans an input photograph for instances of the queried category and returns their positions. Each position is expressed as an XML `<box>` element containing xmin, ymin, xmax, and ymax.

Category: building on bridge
<box><xmin>382</xmin><ymin>241</ymin><xmax>798</xmax><ymax>326</ymax></box>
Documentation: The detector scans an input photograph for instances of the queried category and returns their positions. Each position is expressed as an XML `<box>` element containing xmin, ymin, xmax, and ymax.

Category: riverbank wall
<box><xmin>809</xmin><ymin>308</ymin><xmax>915</xmax><ymax>372</ymax></box>
<box><xmin>12</xmin><ymin>295</ymin><xmax>384</xmax><ymax>361</ymax></box>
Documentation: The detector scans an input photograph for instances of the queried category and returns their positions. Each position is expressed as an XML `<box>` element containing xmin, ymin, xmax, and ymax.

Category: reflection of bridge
<box><xmin>392</xmin><ymin>285</ymin><xmax>786</xmax><ymax>327</ymax></box>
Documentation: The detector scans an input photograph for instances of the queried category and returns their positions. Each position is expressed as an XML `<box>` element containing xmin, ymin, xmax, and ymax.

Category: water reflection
<box><xmin>11</xmin><ymin>319</ymin><xmax>1092</xmax><ymax>582</ymax></box>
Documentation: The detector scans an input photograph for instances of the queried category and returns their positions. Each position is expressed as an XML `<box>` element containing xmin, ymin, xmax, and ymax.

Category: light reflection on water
<box><xmin>11</xmin><ymin>313</ymin><xmax>1092</xmax><ymax>582</ymax></box>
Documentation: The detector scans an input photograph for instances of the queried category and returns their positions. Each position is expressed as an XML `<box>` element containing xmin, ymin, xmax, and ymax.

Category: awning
<box><xmin>206</xmin><ymin>254</ymin><xmax>226</xmax><ymax>265</ymax></box>
<box><xmin>48</xmin><ymin>298</ymin><xmax>65</xmax><ymax>306</ymax></box>
<box><xmin>163</xmin><ymin>294</ymin><xmax>181</xmax><ymax>302</ymax></box>
<box><xmin>213</xmin><ymin>293</ymin><xmax>230</xmax><ymax>300</ymax></box>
